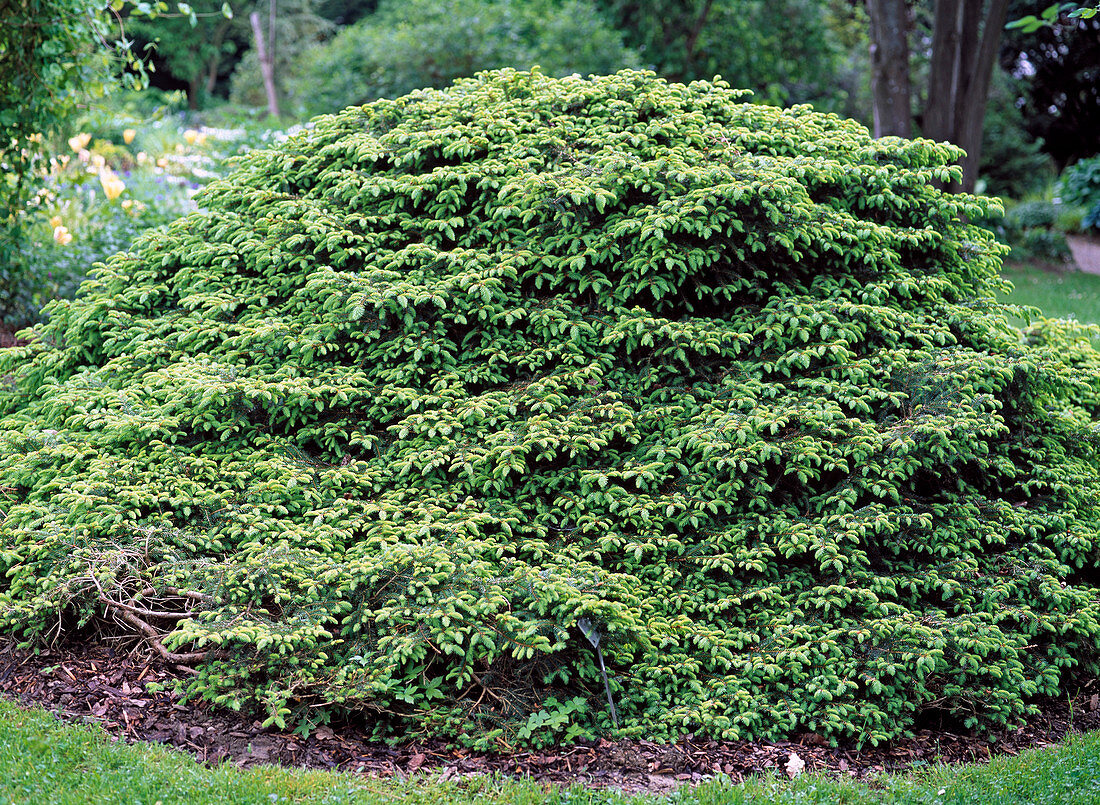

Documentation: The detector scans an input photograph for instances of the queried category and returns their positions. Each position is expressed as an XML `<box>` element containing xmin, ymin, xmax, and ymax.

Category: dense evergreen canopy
<box><xmin>3</xmin><ymin>69</ymin><xmax>1100</xmax><ymax>750</ymax></box>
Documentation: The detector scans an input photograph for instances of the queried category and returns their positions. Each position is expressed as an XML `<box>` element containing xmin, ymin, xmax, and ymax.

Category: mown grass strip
<box><xmin>2</xmin><ymin>699</ymin><xmax>1100</xmax><ymax>804</ymax></box>
<box><xmin>999</xmin><ymin>263</ymin><xmax>1100</xmax><ymax>327</ymax></box>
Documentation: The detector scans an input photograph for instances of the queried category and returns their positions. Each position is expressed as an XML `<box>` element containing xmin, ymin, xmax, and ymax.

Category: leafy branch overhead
<box><xmin>2</xmin><ymin>69</ymin><xmax>1100</xmax><ymax>751</ymax></box>
<box><xmin>1007</xmin><ymin>2</ymin><xmax>1099</xmax><ymax>32</ymax></box>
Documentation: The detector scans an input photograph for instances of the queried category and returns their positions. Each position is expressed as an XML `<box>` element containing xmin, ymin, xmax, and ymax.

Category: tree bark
<box><xmin>870</xmin><ymin>0</ymin><xmax>1010</xmax><ymax>194</ymax></box>
<box><xmin>921</xmin><ymin>0</ymin><xmax>1010</xmax><ymax>192</ymax></box>
<box><xmin>923</xmin><ymin>0</ymin><xmax>962</xmax><ymax>143</ymax></box>
<box><xmin>866</xmin><ymin>0</ymin><xmax>912</xmax><ymax>137</ymax></box>
<box><xmin>268</xmin><ymin>0</ymin><xmax>277</xmax><ymax>77</ymax></box>
<box><xmin>204</xmin><ymin>17</ymin><xmax>233</xmax><ymax>96</ymax></box>
<box><xmin>952</xmin><ymin>0</ymin><xmax>1009</xmax><ymax>193</ymax></box>
<box><xmin>250</xmin><ymin>10</ymin><xmax>280</xmax><ymax>118</ymax></box>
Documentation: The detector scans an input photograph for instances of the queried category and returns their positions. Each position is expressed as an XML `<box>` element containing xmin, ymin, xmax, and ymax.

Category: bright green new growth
<box><xmin>2</xmin><ymin>69</ymin><xmax>1100</xmax><ymax>750</ymax></box>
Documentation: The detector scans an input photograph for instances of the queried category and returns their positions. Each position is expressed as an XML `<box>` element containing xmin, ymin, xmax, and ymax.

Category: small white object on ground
<box><xmin>785</xmin><ymin>751</ymin><xmax>805</xmax><ymax>778</ymax></box>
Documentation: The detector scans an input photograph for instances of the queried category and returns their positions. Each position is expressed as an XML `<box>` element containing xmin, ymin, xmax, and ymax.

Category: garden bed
<box><xmin>2</xmin><ymin>638</ymin><xmax>1098</xmax><ymax>795</ymax></box>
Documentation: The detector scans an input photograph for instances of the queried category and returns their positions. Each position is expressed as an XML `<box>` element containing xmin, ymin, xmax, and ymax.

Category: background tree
<box><xmin>228</xmin><ymin>0</ymin><xmax>335</xmax><ymax>113</ymax></box>
<box><xmin>865</xmin><ymin>0</ymin><xmax>1010</xmax><ymax>193</ymax></box>
<box><xmin>127</xmin><ymin>1</ymin><xmax>255</xmax><ymax>110</ymax></box>
<box><xmin>595</xmin><ymin>0</ymin><xmax>861</xmax><ymax>111</ymax></box>
<box><xmin>866</xmin><ymin>0</ymin><xmax>912</xmax><ymax>136</ymax></box>
<box><xmin>923</xmin><ymin>0</ymin><xmax>1011</xmax><ymax>192</ymax></box>
<box><xmin>1001</xmin><ymin>1</ymin><xmax>1100</xmax><ymax>170</ymax></box>
<box><xmin>315</xmin><ymin>0</ymin><xmax>377</xmax><ymax>24</ymax></box>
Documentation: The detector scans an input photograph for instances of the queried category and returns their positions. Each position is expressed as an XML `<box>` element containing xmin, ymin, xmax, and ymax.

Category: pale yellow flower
<box><xmin>91</xmin><ymin>153</ymin><xmax>106</xmax><ymax>169</ymax></box>
<box><xmin>67</xmin><ymin>132</ymin><xmax>91</xmax><ymax>152</ymax></box>
<box><xmin>136</xmin><ymin>151</ymin><xmax>148</xmax><ymax>164</ymax></box>
<box><xmin>121</xmin><ymin>199</ymin><xmax>133</xmax><ymax>211</ymax></box>
<box><xmin>49</xmin><ymin>216</ymin><xmax>63</xmax><ymax>228</ymax></box>
<box><xmin>156</xmin><ymin>156</ymin><xmax>169</xmax><ymax>168</ymax></box>
<box><xmin>123</xmin><ymin>129</ymin><xmax>136</xmax><ymax>144</ymax></box>
<box><xmin>99</xmin><ymin>171</ymin><xmax>125</xmax><ymax>201</ymax></box>
<box><xmin>53</xmin><ymin>225</ymin><xmax>73</xmax><ymax>245</ymax></box>
<box><xmin>183</xmin><ymin>129</ymin><xmax>199</xmax><ymax>145</ymax></box>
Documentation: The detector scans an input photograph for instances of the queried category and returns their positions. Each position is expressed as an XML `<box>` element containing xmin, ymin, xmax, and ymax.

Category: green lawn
<box><xmin>2</xmin><ymin>698</ymin><xmax>1100</xmax><ymax>804</ymax></box>
<box><xmin>999</xmin><ymin>263</ymin><xmax>1100</xmax><ymax>326</ymax></box>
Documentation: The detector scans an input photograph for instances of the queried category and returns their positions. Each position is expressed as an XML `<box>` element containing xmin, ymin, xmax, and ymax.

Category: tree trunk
<box><xmin>684</xmin><ymin>0</ymin><xmax>715</xmax><ymax>73</ymax></box>
<box><xmin>952</xmin><ymin>0</ymin><xmax>1009</xmax><ymax>193</ymax></box>
<box><xmin>866</xmin><ymin>0</ymin><xmax>912</xmax><ymax>137</ymax></box>
<box><xmin>921</xmin><ymin>0</ymin><xmax>1010</xmax><ymax>193</ymax></box>
<box><xmin>268</xmin><ymin>0</ymin><xmax>277</xmax><ymax>78</ymax></box>
<box><xmin>205</xmin><ymin>17</ymin><xmax>233</xmax><ymax>96</ymax></box>
<box><xmin>922</xmin><ymin>0</ymin><xmax>962</xmax><ymax>142</ymax></box>
<box><xmin>250</xmin><ymin>10</ymin><xmax>280</xmax><ymax>118</ymax></box>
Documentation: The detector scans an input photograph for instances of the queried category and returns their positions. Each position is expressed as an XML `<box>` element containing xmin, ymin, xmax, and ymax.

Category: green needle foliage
<box><xmin>2</xmin><ymin>69</ymin><xmax>1100</xmax><ymax>751</ymax></box>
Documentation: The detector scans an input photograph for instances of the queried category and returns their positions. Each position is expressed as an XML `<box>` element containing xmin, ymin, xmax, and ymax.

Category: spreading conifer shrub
<box><xmin>3</xmin><ymin>69</ymin><xmax>1100</xmax><ymax>750</ymax></box>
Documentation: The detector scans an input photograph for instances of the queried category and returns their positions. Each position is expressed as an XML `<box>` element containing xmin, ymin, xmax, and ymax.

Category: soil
<box><xmin>1</xmin><ymin>638</ymin><xmax>1098</xmax><ymax>795</ymax></box>
<box><xmin>0</xmin><ymin>323</ymin><xmax>29</xmax><ymax>349</ymax></box>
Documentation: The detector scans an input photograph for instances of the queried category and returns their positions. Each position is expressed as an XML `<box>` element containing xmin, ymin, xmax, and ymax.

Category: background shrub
<box><xmin>0</xmin><ymin>234</ymin><xmax>46</xmax><ymax>333</ymax></box>
<box><xmin>2</xmin><ymin>70</ymin><xmax>1100</xmax><ymax>751</ymax></box>
<box><xmin>281</xmin><ymin>0</ymin><xmax>641</xmax><ymax>116</ymax></box>
<box><xmin>594</xmin><ymin>0</ymin><xmax>859</xmax><ymax>112</ymax></box>
<box><xmin>1059</xmin><ymin>155</ymin><xmax>1100</xmax><ymax>233</ymax></box>
<box><xmin>994</xmin><ymin>200</ymin><xmax>1073</xmax><ymax>265</ymax></box>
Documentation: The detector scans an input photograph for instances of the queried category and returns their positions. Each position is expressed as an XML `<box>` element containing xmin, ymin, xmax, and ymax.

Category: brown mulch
<box><xmin>1</xmin><ymin>639</ymin><xmax>1098</xmax><ymax>794</ymax></box>
<box><xmin>0</xmin><ymin>323</ymin><xmax>29</xmax><ymax>349</ymax></box>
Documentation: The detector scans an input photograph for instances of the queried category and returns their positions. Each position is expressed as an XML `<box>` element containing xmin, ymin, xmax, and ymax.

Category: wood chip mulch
<box><xmin>1</xmin><ymin>639</ymin><xmax>1098</xmax><ymax>794</ymax></box>
<box><xmin>0</xmin><ymin>325</ymin><xmax>29</xmax><ymax>349</ymax></box>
